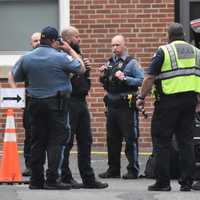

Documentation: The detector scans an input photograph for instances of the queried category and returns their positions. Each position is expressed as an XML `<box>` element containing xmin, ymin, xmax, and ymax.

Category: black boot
<box><xmin>192</xmin><ymin>181</ymin><xmax>200</xmax><ymax>190</ymax></box>
<box><xmin>62</xmin><ymin>178</ymin><xmax>82</xmax><ymax>189</ymax></box>
<box><xmin>122</xmin><ymin>171</ymin><xmax>138</xmax><ymax>179</ymax></box>
<box><xmin>22</xmin><ymin>168</ymin><xmax>31</xmax><ymax>176</ymax></box>
<box><xmin>180</xmin><ymin>184</ymin><xmax>191</xmax><ymax>191</ymax></box>
<box><xmin>99</xmin><ymin>170</ymin><xmax>120</xmax><ymax>178</ymax></box>
<box><xmin>44</xmin><ymin>180</ymin><xmax>71</xmax><ymax>190</ymax></box>
<box><xmin>82</xmin><ymin>179</ymin><xmax>108</xmax><ymax>189</ymax></box>
<box><xmin>148</xmin><ymin>182</ymin><xmax>171</xmax><ymax>191</ymax></box>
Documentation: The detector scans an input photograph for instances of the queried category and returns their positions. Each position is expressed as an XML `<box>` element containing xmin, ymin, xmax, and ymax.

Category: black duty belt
<box><xmin>106</xmin><ymin>93</ymin><xmax>137</xmax><ymax>108</ymax></box>
<box><xmin>27</xmin><ymin>92</ymin><xmax>71</xmax><ymax>99</ymax></box>
<box><xmin>71</xmin><ymin>95</ymin><xmax>86</xmax><ymax>101</ymax></box>
<box><xmin>107</xmin><ymin>93</ymin><xmax>136</xmax><ymax>100</ymax></box>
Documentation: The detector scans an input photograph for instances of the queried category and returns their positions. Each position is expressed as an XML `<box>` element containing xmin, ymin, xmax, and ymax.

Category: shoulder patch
<box><xmin>66</xmin><ymin>54</ymin><xmax>73</xmax><ymax>61</ymax></box>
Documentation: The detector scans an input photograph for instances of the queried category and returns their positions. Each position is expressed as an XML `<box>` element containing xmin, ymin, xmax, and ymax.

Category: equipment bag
<box><xmin>144</xmin><ymin>137</ymin><xmax>180</xmax><ymax>179</ymax></box>
<box><xmin>144</xmin><ymin>154</ymin><xmax>156</xmax><ymax>178</ymax></box>
<box><xmin>193</xmin><ymin>112</ymin><xmax>200</xmax><ymax>162</ymax></box>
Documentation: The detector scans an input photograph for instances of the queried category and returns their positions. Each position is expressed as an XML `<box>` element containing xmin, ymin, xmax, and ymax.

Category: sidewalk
<box><xmin>0</xmin><ymin>152</ymin><xmax>200</xmax><ymax>200</ymax></box>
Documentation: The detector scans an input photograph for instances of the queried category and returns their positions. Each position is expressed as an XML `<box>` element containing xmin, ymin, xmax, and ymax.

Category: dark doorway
<box><xmin>175</xmin><ymin>0</ymin><xmax>200</xmax><ymax>42</ymax></box>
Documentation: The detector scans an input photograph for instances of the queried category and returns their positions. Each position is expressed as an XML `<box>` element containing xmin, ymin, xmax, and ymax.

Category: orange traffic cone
<box><xmin>0</xmin><ymin>108</ymin><xmax>22</xmax><ymax>183</ymax></box>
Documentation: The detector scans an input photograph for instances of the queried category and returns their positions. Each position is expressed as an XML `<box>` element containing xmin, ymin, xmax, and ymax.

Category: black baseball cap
<box><xmin>41</xmin><ymin>26</ymin><xmax>60</xmax><ymax>40</ymax></box>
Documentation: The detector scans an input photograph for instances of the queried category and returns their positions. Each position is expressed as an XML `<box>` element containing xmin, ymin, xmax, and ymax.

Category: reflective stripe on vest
<box><xmin>165</xmin><ymin>44</ymin><xmax>177</xmax><ymax>70</ymax></box>
<box><xmin>156</xmin><ymin>41</ymin><xmax>200</xmax><ymax>94</ymax></box>
<box><xmin>196</xmin><ymin>49</ymin><xmax>200</xmax><ymax>66</ymax></box>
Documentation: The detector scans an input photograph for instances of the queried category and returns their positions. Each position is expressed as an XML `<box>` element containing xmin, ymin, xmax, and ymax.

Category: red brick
<box><xmin>0</xmin><ymin>0</ymin><xmax>175</xmax><ymax>152</ymax></box>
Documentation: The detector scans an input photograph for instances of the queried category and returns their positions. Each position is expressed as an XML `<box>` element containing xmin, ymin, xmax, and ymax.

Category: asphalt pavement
<box><xmin>0</xmin><ymin>151</ymin><xmax>200</xmax><ymax>200</ymax></box>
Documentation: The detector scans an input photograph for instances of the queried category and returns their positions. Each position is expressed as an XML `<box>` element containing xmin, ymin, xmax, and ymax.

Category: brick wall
<box><xmin>70</xmin><ymin>0</ymin><xmax>174</xmax><ymax>152</ymax></box>
<box><xmin>0</xmin><ymin>0</ymin><xmax>175</xmax><ymax>152</ymax></box>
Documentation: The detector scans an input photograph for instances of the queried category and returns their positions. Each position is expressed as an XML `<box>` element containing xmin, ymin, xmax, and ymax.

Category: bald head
<box><xmin>61</xmin><ymin>26</ymin><xmax>80</xmax><ymax>44</ymax></box>
<box><xmin>111</xmin><ymin>35</ymin><xmax>126</xmax><ymax>56</ymax></box>
<box><xmin>31</xmin><ymin>32</ymin><xmax>41</xmax><ymax>49</ymax></box>
<box><xmin>61</xmin><ymin>26</ymin><xmax>81</xmax><ymax>53</ymax></box>
<box><xmin>112</xmin><ymin>35</ymin><xmax>125</xmax><ymax>46</ymax></box>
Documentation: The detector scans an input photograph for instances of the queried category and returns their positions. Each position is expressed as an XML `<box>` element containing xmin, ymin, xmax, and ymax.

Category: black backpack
<box><xmin>193</xmin><ymin>112</ymin><xmax>200</xmax><ymax>162</ymax></box>
<box><xmin>144</xmin><ymin>137</ymin><xmax>180</xmax><ymax>179</ymax></box>
<box><xmin>144</xmin><ymin>154</ymin><xmax>156</xmax><ymax>178</ymax></box>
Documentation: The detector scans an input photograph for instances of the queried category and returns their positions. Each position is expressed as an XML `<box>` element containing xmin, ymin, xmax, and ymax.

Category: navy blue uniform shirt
<box><xmin>146</xmin><ymin>48</ymin><xmax>164</xmax><ymax>76</ymax></box>
<box><xmin>12</xmin><ymin>45</ymin><xmax>81</xmax><ymax>98</ymax></box>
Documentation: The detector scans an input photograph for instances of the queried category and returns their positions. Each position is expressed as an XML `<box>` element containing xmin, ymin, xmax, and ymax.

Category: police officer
<box><xmin>60</xmin><ymin>26</ymin><xmax>108</xmax><ymax>189</ymax></box>
<box><xmin>98</xmin><ymin>35</ymin><xmax>144</xmax><ymax>179</ymax></box>
<box><xmin>22</xmin><ymin>32</ymin><xmax>41</xmax><ymax>177</ymax></box>
<box><xmin>137</xmin><ymin>23</ymin><xmax>200</xmax><ymax>191</ymax></box>
<box><xmin>8</xmin><ymin>26</ymin><xmax>85</xmax><ymax>190</ymax></box>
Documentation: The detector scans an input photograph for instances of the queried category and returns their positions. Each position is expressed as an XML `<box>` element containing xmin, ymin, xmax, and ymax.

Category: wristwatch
<box><xmin>123</xmin><ymin>76</ymin><xmax>127</xmax><ymax>81</ymax></box>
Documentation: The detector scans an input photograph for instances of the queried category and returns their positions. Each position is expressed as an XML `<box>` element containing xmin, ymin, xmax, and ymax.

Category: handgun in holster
<box><xmin>57</xmin><ymin>91</ymin><xmax>70</xmax><ymax>111</ymax></box>
<box><xmin>127</xmin><ymin>94</ymin><xmax>134</xmax><ymax>108</ymax></box>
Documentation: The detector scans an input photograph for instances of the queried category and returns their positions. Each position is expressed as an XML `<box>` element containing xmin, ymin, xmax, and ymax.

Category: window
<box><xmin>175</xmin><ymin>0</ymin><xmax>200</xmax><ymax>42</ymax></box>
<box><xmin>0</xmin><ymin>0</ymin><xmax>69</xmax><ymax>78</ymax></box>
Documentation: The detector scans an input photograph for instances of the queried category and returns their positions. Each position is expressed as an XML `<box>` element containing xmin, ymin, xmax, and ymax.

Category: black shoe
<box><xmin>29</xmin><ymin>184</ymin><xmax>44</xmax><ymax>190</ymax></box>
<box><xmin>63</xmin><ymin>178</ymin><xmax>82</xmax><ymax>189</ymax></box>
<box><xmin>148</xmin><ymin>182</ymin><xmax>171</xmax><ymax>191</ymax></box>
<box><xmin>99</xmin><ymin>170</ymin><xmax>120</xmax><ymax>178</ymax></box>
<box><xmin>180</xmin><ymin>185</ymin><xmax>191</xmax><ymax>191</ymax></box>
<box><xmin>83</xmin><ymin>180</ymin><xmax>108</xmax><ymax>189</ymax></box>
<box><xmin>122</xmin><ymin>172</ymin><xmax>138</xmax><ymax>179</ymax></box>
<box><xmin>44</xmin><ymin>181</ymin><xmax>71</xmax><ymax>190</ymax></box>
<box><xmin>192</xmin><ymin>181</ymin><xmax>200</xmax><ymax>190</ymax></box>
<box><xmin>22</xmin><ymin>168</ymin><xmax>31</xmax><ymax>176</ymax></box>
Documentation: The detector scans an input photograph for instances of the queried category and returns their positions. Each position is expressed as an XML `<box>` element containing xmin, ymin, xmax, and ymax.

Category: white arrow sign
<box><xmin>0</xmin><ymin>88</ymin><xmax>25</xmax><ymax>108</ymax></box>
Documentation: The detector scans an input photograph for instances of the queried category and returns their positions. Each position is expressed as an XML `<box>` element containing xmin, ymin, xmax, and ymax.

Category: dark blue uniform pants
<box><xmin>23</xmin><ymin>106</ymin><xmax>31</xmax><ymax>169</ymax></box>
<box><xmin>151</xmin><ymin>92</ymin><xmax>197</xmax><ymax>187</ymax></box>
<box><xmin>61</xmin><ymin>98</ymin><xmax>95</xmax><ymax>184</ymax></box>
<box><xmin>106</xmin><ymin>104</ymin><xmax>140</xmax><ymax>176</ymax></box>
<box><xmin>29</xmin><ymin>97</ymin><xmax>70</xmax><ymax>186</ymax></box>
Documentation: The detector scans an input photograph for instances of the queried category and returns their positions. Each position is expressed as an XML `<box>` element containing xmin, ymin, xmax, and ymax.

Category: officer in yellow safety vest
<box><xmin>136</xmin><ymin>22</ymin><xmax>200</xmax><ymax>192</ymax></box>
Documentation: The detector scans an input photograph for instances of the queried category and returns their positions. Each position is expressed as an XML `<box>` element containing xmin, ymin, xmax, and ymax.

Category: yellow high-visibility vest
<box><xmin>156</xmin><ymin>40</ymin><xmax>200</xmax><ymax>94</ymax></box>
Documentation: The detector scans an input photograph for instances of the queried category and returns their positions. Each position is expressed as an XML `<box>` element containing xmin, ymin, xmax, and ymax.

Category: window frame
<box><xmin>0</xmin><ymin>0</ymin><xmax>70</xmax><ymax>78</ymax></box>
<box><xmin>178</xmin><ymin>0</ymin><xmax>200</xmax><ymax>41</ymax></box>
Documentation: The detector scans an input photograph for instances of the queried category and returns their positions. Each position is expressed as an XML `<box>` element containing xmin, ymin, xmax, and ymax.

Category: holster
<box><xmin>57</xmin><ymin>91</ymin><xmax>70</xmax><ymax>111</ymax></box>
<box><xmin>106</xmin><ymin>93</ymin><xmax>136</xmax><ymax>108</ymax></box>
